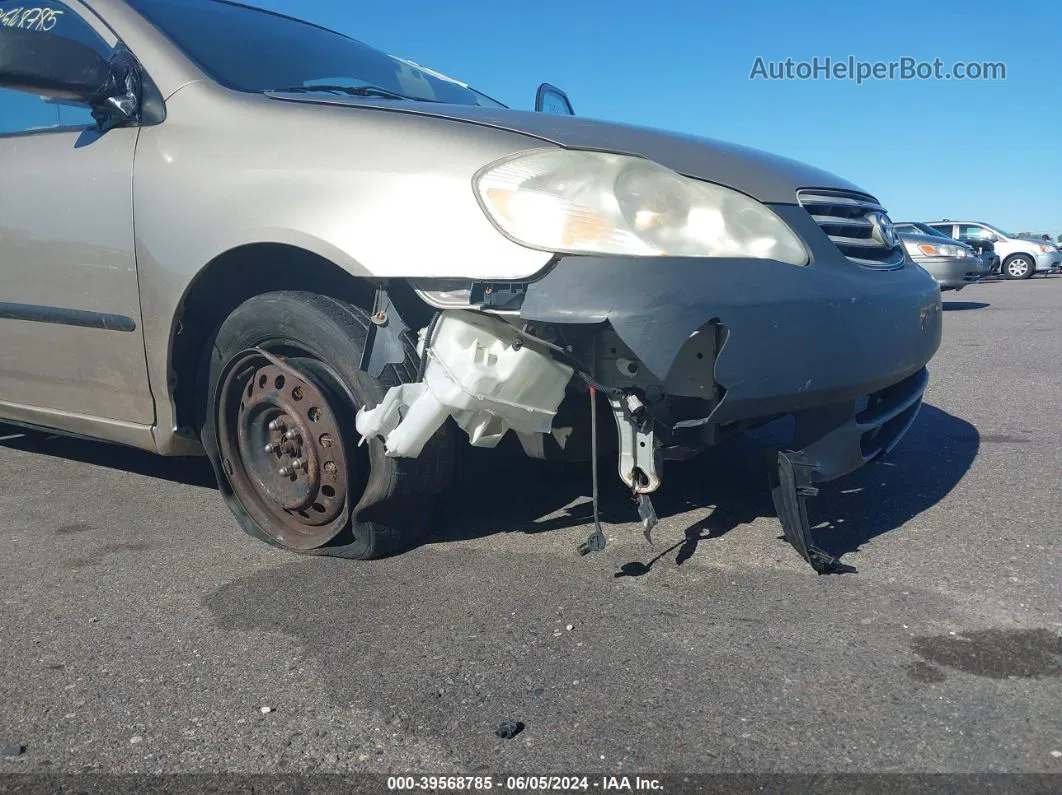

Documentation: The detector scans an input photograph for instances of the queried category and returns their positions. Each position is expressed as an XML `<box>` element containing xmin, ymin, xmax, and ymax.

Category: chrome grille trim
<box><xmin>797</xmin><ymin>189</ymin><xmax>906</xmax><ymax>270</ymax></box>
<box><xmin>828</xmin><ymin>234</ymin><xmax>892</xmax><ymax>249</ymax></box>
<box><xmin>809</xmin><ymin>214</ymin><xmax>873</xmax><ymax>229</ymax></box>
<box><xmin>846</xmin><ymin>254</ymin><xmax>903</xmax><ymax>267</ymax></box>
<box><xmin>798</xmin><ymin>192</ymin><xmax>885</xmax><ymax>212</ymax></box>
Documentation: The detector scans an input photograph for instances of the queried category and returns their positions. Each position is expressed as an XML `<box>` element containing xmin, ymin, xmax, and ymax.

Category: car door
<box><xmin>952</xmin><ymin>223</ymin><xmax>995</xmax><ymax>258</ymax></box>
<box><xmin>0</xmin><ymin>0</ymin><xmax>154</xmax><ymax>427</ymax></box>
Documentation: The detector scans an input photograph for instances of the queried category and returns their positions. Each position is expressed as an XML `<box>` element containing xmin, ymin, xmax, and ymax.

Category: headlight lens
<box><xmin>473</xmin><ymin>149</ymin><xmax>808</xmax><ymax>263</ymax></box>
<box><xmin>904</xmin><ymin>240</ymin><xmax>966</xmax><ymax>258</ymax></box>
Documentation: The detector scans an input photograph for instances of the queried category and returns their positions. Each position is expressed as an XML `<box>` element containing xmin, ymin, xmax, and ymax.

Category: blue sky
<box><xmin>252</xmin><ymin>0</ymin><xmax>1061</xmax><ymax>235</ymax></box>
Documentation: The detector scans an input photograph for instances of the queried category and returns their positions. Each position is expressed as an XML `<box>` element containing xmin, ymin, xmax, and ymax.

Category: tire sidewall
<box><xmin>201</xmin><ymin>292</ymin><xmax>446</xmax><ymax>558</ymax></box>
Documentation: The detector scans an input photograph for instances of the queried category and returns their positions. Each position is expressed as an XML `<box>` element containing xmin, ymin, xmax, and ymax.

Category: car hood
<box><xmin>266</xmin><ymin>94</ymin><xmax>869</xmax><ymax>205</ymax></box>
<box><xmin>900</xmin><ymin>231</ymin><xmax>973</xmax><ymax>251</ymax></box>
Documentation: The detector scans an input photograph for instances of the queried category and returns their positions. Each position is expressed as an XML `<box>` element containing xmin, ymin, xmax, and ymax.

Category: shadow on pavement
<box><xmin>1</xmin><ymin>401</ymin><xmax>978</xmax><ymax>571</ymax></box>
<box><xmin>435</xmin><ymin>403</ymin><xmax>979</xmax><ymax>569</ymax></box>
<box><xmin>943</xmin><ymin>301</ymin><xmax>990</xmax><ymax>311</ymax></box>
<box><xmin>0</xmin><ymin>424</ymin><xmax>217</xmax><ymax>489</ymax></box>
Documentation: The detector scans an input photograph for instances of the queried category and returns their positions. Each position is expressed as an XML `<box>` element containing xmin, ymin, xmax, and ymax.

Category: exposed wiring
<box><xmin>575</xmin><ymin>370</ymin><xmax>622</xmax><ymax>397</ymax></box>
<box><xmin>416</xmin><ymin>311</ymin><xmax>442</xmax><ymax>382</ymax></box>
<box><xmin>510</xmin><ymin>324</ymin><xmax>625</xmax><ymax>397</ymax></box>
<box><xmin>577</xmin><ymin>387</ymin><xmax>607</xmax><ymax>555</ymax></box>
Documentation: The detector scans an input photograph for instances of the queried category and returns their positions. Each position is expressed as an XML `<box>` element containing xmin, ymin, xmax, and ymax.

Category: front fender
<box><xmin>133</xmin><ymin>82</ymin><xmax>555</xmax><ymax>447</ymax></box>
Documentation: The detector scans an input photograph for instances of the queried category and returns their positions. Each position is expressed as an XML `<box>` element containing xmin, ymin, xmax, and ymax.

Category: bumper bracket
<box><xmin>768</xmin><ymin>450</ymin><xmax>856</xmax><ymax>575</ymax></box>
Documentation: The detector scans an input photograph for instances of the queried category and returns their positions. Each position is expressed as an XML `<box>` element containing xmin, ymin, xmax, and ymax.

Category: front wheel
<box><xmin>200</xmin><ymin>291</ymin><xmax>453</xmax><ymax>559</ymax></box>
<box><xmin>1003</xmin><ymin>255</ymin><xmax>1035</xmax><ymax>280</ymax></box>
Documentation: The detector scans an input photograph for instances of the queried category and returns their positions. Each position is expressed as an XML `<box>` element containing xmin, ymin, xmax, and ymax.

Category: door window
<box><xmin>957</xmin><ymin>224</ymin><xmax>994</xmax><ymax>241</ymax></box>
<box><xmin>0</xmin><ymin>2</ymin><xmax>113</xmax><ymax>134</ymax></box>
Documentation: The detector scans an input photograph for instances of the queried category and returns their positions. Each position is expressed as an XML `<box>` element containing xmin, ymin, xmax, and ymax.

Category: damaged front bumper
<box><xmin>518</xmin><ymin>253</ymin><xmax>942</xmax><ymax>434</ymax></box>
<box><xmin>514</xmin><ymin>251</ymin><xmax>941</xmax><ymax>571</ymax></box>
<box><xmin>361</xmin><ymin>242</ymin><xmax>942</xmax><ymax>573</ymax></box>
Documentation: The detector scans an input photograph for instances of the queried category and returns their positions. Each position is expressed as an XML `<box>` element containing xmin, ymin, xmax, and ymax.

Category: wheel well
<box><xmin>169</xmin><ymin>243</ymin><xmax>430</xmax><ymax>433</ymax></box>
<box><xmin>1003</xmin><ymin>252</ymin><xmax>1031</xmax><ymax>263</ymax></box>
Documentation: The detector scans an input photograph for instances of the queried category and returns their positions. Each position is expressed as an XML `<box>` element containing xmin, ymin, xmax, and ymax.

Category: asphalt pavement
<box><xmin>1</xmin><ymin>276</ymin><xmax>1061</xmax><ymax>779</ymax></box>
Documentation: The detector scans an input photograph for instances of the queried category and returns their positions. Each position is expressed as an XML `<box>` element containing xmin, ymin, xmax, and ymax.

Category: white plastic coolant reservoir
<box><xmin>355</xmin><ymin>310</ymin><xmax>574</xmax><ymax>457</ymax></box>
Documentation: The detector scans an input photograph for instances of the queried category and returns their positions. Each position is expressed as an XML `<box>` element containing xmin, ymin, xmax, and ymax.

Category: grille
<box><xmin>797</xmin><ymin>189</ymin><xmax>905</xmax><ymax>270</ymax></box>
<box><xmin>857</xmin><ymin>368</ymin><xmax>928</xmax><ymax>461</ymax></box>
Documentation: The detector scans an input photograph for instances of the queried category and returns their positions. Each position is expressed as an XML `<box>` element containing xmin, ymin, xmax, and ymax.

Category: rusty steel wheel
<box><xmin>202</xmin><ymin>291</ymin><xmax>453</xmax><ymax>559</ymax></box>
<box><xmin>216</xmin><ymin>350</ymin><xmax>354</xmax><ymax>550</ymax></box>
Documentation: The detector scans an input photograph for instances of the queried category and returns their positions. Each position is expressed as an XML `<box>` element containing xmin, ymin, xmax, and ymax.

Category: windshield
<box><xmin>915</xmin><ymin>223</ymin><xmax>953</xmax><ymax>239</ymax></box>
<box><xmin>984</xmin><ymin>223</ymin><xmax>1015</xmax><ymax>239</ymax></box>
<box><xmin>130</xmin><ymin>0</ymin><xmax>505</xmax><ymax>107</ymax></box>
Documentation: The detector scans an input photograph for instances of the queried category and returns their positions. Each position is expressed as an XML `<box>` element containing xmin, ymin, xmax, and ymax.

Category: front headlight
<box><xmin>473</xmin><ymin>149</ymin><xmax>808</xmax><ymax>264</ymax></box>
<box><xmin>904</xmin><ymin>240</ymin><xmax>965</xmax><ymax>258</ymax></box>
<box><xmin>1038</xmin><ymin>244</ymin><xmax>1051</xmax><ymax>253</ymax></box>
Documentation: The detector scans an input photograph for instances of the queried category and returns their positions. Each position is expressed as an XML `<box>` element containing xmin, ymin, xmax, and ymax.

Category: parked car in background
<box><xmin>926</xmin><ymin>221</ymin><xmax>1061</xmax><ymax>280</ymax></box>
<box><xmin>898</xmin><ymin>230</ymin><xmax>987</xmax><ymax>291</ymax></box>
<box><xmin>896</xmin><ymin>221</ymin><xmax>999</xmax><ymax>274</ymax></box>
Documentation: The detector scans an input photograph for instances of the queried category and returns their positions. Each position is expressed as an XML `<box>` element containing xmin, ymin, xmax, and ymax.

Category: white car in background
<box><xmin>926</xmin><ymin>221</ymin><xmax>1061</xmax><ymax>280</ymax></box>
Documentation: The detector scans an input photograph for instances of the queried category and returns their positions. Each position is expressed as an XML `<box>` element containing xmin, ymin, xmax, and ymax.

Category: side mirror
<box><xmin>0</xmin><ymin>26</ymin><xmax>144</xmax><ymax>131</ymax></box>
<box><xmin>535</xmin><ymin>82</ymin><xmax>575</xmax><ymax>115</ymax></box>
<box><xmin>0</xmin><ymin>25</ymin><xmax>110</xmax><ymax>103</ymax></box>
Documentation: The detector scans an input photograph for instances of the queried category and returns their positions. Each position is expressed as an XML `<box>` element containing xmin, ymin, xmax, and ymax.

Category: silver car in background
<box><xmin>927</xmin><ymin>221</ymin><xmax>1061</xmax><ymax>280</ymax></box>
<box><xmin>899</xmin><ymin>230</ymin><xmax>987</xmax><ymax>291</ymax></box>
<box><xmin>896</xmin><ymin>221</ymin><xmax>999</xmax><ymax>274</ymax></box>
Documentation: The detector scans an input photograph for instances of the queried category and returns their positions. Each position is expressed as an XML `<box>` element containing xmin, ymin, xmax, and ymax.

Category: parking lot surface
<box><xmin>1</xmin><ymin>277</ymin><xmax>1061</xmax><ymax>776</ymax></box>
